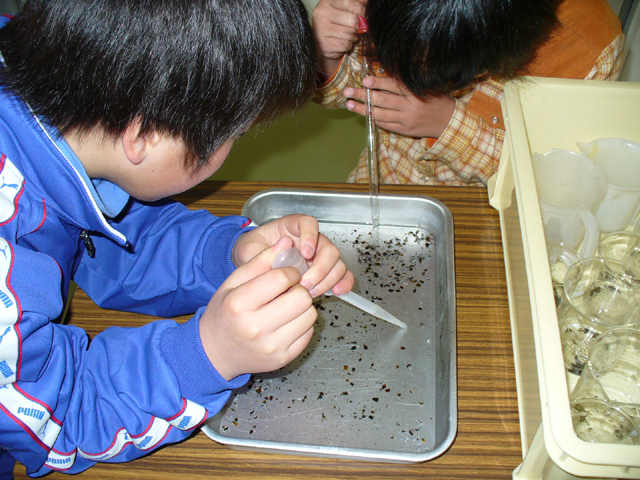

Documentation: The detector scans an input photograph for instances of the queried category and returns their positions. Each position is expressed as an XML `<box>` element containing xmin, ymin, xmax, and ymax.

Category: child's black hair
<box><xmin>366</xmin><ymin>0</ymin><xmax>561</xmax><ymax>95</ymax></box>
<box><xmin>0</xmin><ymin>0</ymin><xmax>317</xmax><ymax>171</ymax></box>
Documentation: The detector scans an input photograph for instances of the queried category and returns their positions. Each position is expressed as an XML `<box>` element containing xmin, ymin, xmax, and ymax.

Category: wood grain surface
<box><xmin>14</xmin><ymin>182</ymin><xmax>521</xmax><ymax>480</ymax></box>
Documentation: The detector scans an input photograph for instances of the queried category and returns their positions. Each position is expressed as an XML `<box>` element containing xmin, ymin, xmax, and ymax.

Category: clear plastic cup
<box><xmin>571</xmin><ymin>397</ymin><xmax>640</xmax><ymax>445</ymax></box>
<box><xmin>572</xmin><ymin>328</ymin><xmax>640</xmax><ymax>405</ymax></box>
<box><xmin>558</xmin><ymin>258</ymin><xmax>640</xmax><ymax>374</ymax></box>
<box><xmin>598</xmin><ymin>231</ymin><xmax>640</xmax><ymax>280</ymax></box>
<box><xmin>569</xmin><ymin>327</ymin><xmax>640</xmax><ymax>446</ymax></box>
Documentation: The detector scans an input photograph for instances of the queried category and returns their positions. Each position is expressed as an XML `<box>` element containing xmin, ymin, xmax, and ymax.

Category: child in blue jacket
<box><xmin>0</xmin><ymin>0</ymin><xmax>354</xmax><ymax>477</ymax></box>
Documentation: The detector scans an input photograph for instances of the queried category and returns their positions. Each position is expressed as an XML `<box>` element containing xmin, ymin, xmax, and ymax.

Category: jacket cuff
<box><xmin>160</xmin><ymin>310</ymin><xmax>250</xmax><ymax>406</ymax></box>
<box><xmin>201</xmin><ymin>217</ymin><xmax>254</xmax><ymax>286</ymax></box>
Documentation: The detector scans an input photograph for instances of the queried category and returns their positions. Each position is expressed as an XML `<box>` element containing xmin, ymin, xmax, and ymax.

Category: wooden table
<box><xmin>15</xmin><ymin>181</ymin><xmax>521</xmax><ymax>480</ymax></box>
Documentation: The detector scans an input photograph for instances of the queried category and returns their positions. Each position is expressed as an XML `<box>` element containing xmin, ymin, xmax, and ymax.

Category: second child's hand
<box><xmin>312</xmin><ymin>0</ymin><xmax>366</xmax><ymax>82</ymax></box>
<box><xmin>343</xmin><ymin>75</ymin><xmax>456</xmax><ymax>139</ymax></box>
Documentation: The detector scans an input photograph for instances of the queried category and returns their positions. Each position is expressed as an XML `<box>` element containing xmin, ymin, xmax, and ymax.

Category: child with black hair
<box><xmin>313</xmin><ymin>0</ymin><xmax>624</xmax><ymax>186</ymax></box>
<box><xmin>0</xmin><ymin>0</ymin><xmax>354</xmax><ymax>476</ymax></box>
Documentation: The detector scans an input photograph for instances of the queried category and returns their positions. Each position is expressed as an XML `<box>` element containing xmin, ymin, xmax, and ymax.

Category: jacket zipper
<box><xmin>80</xmin><ymin>230</ymin><xmax>96</xmax><ymax>258</ymax></box>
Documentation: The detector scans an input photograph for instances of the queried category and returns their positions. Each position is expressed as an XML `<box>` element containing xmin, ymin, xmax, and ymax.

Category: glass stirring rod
<box><xmin>358</xmin><ymin>16</ymin><xmax>380</xmax><ymax>228</ymax></box>
<box><xmin>273</xmin><ymin>247</ymin><xmax>407</xmax><ymax>329</ymax></box>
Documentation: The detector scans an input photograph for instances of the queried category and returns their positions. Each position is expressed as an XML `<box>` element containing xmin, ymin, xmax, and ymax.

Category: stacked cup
<box><xmin>558</xmin><ymin>257</ymin><xmax>640</xmax><ymax>375</ymax></box>
<box><xmin>557</xmin><ymin>234</ymin><xmax>640</xmax><ymax>446</ymax></box>
<box><xmin>535</xmin><ymin>138</ymin><xmax>640</xmax><ymax>445</ymax></box>
<box><xmin>570</xmin><ymin>328</ymin><xmax>640</xmax><ymax>445</ymax></box>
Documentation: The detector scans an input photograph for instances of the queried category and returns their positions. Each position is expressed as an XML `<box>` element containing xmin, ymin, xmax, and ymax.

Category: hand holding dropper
<box><xmin>273</xmin><ymin>247</ymin><xmax>407</xmax><ymax>329</ymax></box>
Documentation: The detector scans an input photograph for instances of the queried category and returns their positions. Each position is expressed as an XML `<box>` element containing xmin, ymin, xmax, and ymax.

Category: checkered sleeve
<box><xmin>315</xmin><ymin>51</ymin><xmax>365</xmax><ymax>109</ymax></box>
<box><xmin>586</xmin><ymin>33</ymin><xmax>625</xmax><ymax>80</ymax></box>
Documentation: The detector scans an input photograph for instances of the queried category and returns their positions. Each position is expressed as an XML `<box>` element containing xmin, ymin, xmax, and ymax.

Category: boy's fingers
<box><xmin>345</xmin><ymin>99</ymin><xmax>366</xmax><ymax>117</ymax></box>
<box><xmin>341</xmin><ymin>0</ymin><xmax>366</xmax><ymax>16</ymax></box>
<box><xmin>297</xmin><ymin>217</ymin><xmax>320</xmax><ymax>259</ymax></box>
<box><xmin>278</xmin><ymin>214</ymin><xmax>319</xmax><ymax>259</ymax></box>
<box><xmin>302</xmin><ymin>239</ymin><xmax>341</xmax><ymax>288</ymax></box>
<box><xmin>234</xmin><ymin>266</ymin><xmax>303</xmax><ymax>314</ymax></box>
<box><xmin>266</xmin><ymin>285</ymin><xmax>316</xmax><ymax>332</ymax></box>
<box><xmin>367</xmin><ymin>77</ymin><xmax>405</xmax><ymax>96</ymax></box>
<box><xmin>224</xmin><ymin>237</ymin><xmax>295</xmax><ymax>291</ymax></box>
<box><xmin>326</xmin><ymin>0</ymin><xmax>365</xmax><ymax>17</ymax></box>
<box><xmin>310</xmin><ymin>261</ymin><xmax>353</xmax><ymax>298</ymax></box>
<box><xmin>331</xmin><ymin>272</ymin><xmax>356</xmax><ymax>296</ymax></box>
<box><xmin>283</xmin><ymin>325</ymin><xmax>315</xmax><ymax>361</ymax></box>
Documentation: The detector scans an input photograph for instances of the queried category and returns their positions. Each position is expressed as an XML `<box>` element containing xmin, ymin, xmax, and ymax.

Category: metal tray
<box><xmin>202</xmin><ymin>189</ymin><xmax>456</xmax><ymax>463</ymax></box>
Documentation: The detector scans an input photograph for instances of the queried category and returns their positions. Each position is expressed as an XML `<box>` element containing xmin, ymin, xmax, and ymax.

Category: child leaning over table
<box><xmin>0</xmin><ymin>0</ymin><xmax>354</xmax><ymax>477</ymax></box>
<box><xmin>312</xmin><ymin>0</ymin><xmax>624</xmax><ymax>186</ymax></box>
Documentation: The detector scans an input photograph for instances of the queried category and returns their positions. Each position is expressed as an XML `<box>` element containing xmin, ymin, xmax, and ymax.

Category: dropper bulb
<box><xmin>357</xmin><ymin>15</ymin><xmax>368</xmax><ymax>33</ymax></box>
<box><xmin>272</xmin><ymin>247</ymin><xmax>309</xmax><ymax>275</ymax></box>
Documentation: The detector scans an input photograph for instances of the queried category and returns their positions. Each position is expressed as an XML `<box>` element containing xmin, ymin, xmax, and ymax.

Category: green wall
<box><xmin>210</xmin><ymin>103</ymin><xmax>366</xmax><ymax>183</ymax></box>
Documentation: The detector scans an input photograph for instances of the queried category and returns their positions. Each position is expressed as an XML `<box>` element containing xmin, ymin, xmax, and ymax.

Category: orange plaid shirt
<box><xmin>316</xmin><ymin>12</ymin><xmax>624</xmax><ymax>186</ymax></box>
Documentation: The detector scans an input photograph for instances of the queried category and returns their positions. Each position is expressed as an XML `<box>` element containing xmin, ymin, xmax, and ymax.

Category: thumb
<box><xmin>225</xmin><ymin>236</ymin><xmax>295</xmax><ymax>289</ymax></box>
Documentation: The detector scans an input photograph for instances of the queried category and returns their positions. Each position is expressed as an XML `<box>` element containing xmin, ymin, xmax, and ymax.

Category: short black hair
<box><xmin>0</xmin><ymin>0</ymin><xmax>317</xmax><ymax>171</ymax></box>
<box><xmin>366</xmin><ymin>0</ymin><xmax>560</xmax><ymax>95</ymax></box>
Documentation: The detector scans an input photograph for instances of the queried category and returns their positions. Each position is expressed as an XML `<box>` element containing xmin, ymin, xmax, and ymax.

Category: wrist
<box><xmin>160</xmin><ymin>313</ymin><xmax>249</xmax><ymax>402</ymax></box>
<box><xmin>317</xmin><ymin>55</ymin><xmax>343</xmax><ymax>84</ymax></box>
<box><xmin>431</xmin><ymin>96</ymin><xmax>456</xmax><ymax>138</ymax></box>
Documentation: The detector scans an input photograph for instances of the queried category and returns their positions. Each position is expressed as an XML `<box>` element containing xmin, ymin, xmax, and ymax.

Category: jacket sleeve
<box><xmin>73</xmin><ymin>197</ymin><xmax>254</xmax><ymax>318</ymax></box>
<box><xmin>0</xmin><ymin>235</ymin><xmax>250</xmax><ymax>476</ymax></box>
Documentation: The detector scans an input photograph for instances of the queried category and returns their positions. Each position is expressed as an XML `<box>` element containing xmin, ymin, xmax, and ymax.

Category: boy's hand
<box><xmin>312</xmin><ymin>0</ymin><xmax>366</xmax><ymax>82</ymax></box>
<box><xmin>200</xmin><ymin>237</ymin><xmax>316</xmax><ymax>381</ymax></box>
<box><xmin>343</xmin><ymin>76</ymin><xmax>456</xmax><ymax>139</ymax></box>
<box><xmin>232</xmin><ymin>214</ymin><xmax>354</xmax><ymax>298</ymax></box>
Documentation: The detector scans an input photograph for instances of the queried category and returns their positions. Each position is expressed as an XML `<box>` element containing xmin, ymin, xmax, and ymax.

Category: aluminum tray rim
<box><xmin>204</xmin><ymin>188</ymin><xmax>456</xmax><ymax>464</ymax></box>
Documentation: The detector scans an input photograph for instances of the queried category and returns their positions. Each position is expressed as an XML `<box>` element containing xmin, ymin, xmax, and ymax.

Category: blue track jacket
<box><xmin>0</xmin><ymin>19</ymin><xmax>253</xmax><ymax>476</ymax></box>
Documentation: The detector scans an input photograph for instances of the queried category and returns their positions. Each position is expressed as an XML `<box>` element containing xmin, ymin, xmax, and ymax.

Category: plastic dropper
<box><xmin>272</xmin><ymin>247</ymin><xmax>407</xmax><ymax>329</ymax></box>
<box><xmin>357</xmin><ymin>16</ymin><xmax>380</xmax><ymax>228</ymax></box>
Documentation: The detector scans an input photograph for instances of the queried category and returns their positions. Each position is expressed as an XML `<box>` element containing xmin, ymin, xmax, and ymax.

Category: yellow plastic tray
<box><xmin>489</xmin><ymin>77</ymin><xmax>640</xmax><ymax>479</ymax></box>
